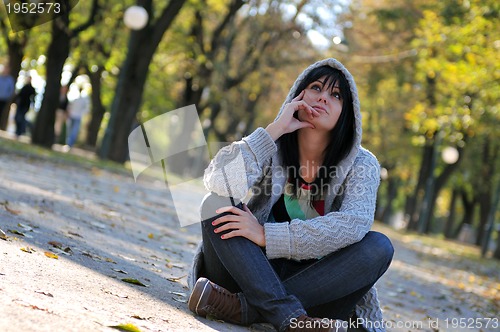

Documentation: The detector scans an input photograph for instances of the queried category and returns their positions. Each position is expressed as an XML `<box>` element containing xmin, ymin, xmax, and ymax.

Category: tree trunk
<box><xmin>483</xmin><ymin>183</ymin><xmax>499</xmax><ymax>258</ymax></box>
<box><xmin>32</xmin><ymin>15</ymin><xmax>70</xmax><ymax>147</ymax></box>
<box><xmin>381</xmin><ymin>176</ymin><xmax>399</xmax><ymax>225</ymax></box>
<box><xmin>85</xmin><ymin>66</ymin><xmax>105</xmax><ymax>148</ymax></box>
<box><xmin>422</xmin><ymin>147</ymin><xmax>464</xmax><ymax>233</ymax></box>
<box><xmin>99</xmin><ymin>0</ymin><xmax>187</xmax><ymax>163</ymax></box>
<box><xmin>494</xmin><ymin>229</ymin><xmax>500</xmax><ymax>260</ymax></box>
<box><xmin>475</xmin><ymin>138</ymin><xmax>495</xmax><ymax>246</ymax></box>
<box><xmin>406</xmin><ymin>140</ymin><xmax>434</xmax><ymax>230</ymax></box>
<box><xmin>454</xmin><ymin>190</ymin><xmax>476</xmax><ymax>238</ymax></box>
<box><xmin>0</xmin><ymin>38</ymin><xmax>26</xmax><ymax>130</ymax></box>
<box><xmin>444</xmin><ymin>188</ymin><xmax>459</xmax><ymax>238</ymax></box>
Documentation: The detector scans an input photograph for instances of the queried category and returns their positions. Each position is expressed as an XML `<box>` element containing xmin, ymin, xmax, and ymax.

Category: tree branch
<box><xmin>151</xmin><ymin>0</ymin><xmax>188</xmax><ymax>48</ymax></box>
<box><xmin>72</xmin><ymin>0</ymin><xmax>100</xmax><ymax>36</ymax></box>
<box><xmin>208</xmin><ymin>0</ymin><xmax>244</xmax><ymax>57</ymax></box>
<box><xmin>192</xmin><ymin>10</ymin><xmax>205</xmax><ymax>55</ymax></box>
<box><xmin>0</xmin><ymin>15</ymin><xmax>11</xmax><ymax>45</ymax></box>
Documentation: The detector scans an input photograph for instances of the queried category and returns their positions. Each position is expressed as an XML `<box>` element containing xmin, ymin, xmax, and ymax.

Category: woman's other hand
<box><xmin>265</xmin><ymin>90</ymin><xmax>319</xmax><ymax>141</ymax></box>
<box><xmin>212</xmin><ymin>204</ymin><xmax>266</xmax><ymax>247</ymax></box>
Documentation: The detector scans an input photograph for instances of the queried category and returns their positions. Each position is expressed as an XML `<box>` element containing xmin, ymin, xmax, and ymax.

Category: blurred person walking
<box><xmin>14</xmin><ymin>76</ymin><xmax>36</xmax><ymax>138</ymax></box>
<box><xmin>0</xmin><ymin>65</ymin><xmax>15</xmax><ymax>130</ymax></box>
<box><xmin>54</xmin><ymin>85</ymin><xmax>69</xmax><ymax>144</ymax></box>
<box><xmin>66</xmin><ymin>87</ymin><xmax>90</xmax><ymax>147</ymax></box>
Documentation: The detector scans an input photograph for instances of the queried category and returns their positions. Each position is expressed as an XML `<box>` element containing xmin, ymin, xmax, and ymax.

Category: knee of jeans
<box><xmin>200</xmin><ymin>192</ymin><xmax>241</xmax><ymax>223</ymax></box>
<box><xmin>365</xmin><ymin>231</ymin><xmax>394</xmax><ymax>266</ymax></box>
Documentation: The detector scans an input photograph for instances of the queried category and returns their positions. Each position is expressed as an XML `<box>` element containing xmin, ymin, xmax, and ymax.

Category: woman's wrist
<box><xmin>265</xmin><ymin>122</ymin><xmax>284</xmax><ymax>141</ymax></box>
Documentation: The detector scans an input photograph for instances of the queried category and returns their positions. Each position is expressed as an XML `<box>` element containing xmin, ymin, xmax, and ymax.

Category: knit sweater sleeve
<box><xmin>356</xmin><ymin>286</ymin><xmax>385</xmax><ymax>332</ymax></box>
<box><xmin>203</xmin><ymin>127</ymin><xmax>276</xmax><ymax>199</ymax></box>
<box><xmin>264</xmin><ymin>150</ymin><xmax>380</xmax><ymax>260</ymax></box>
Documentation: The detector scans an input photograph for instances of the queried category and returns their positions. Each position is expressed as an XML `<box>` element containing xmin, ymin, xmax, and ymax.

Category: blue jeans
<box><xmin>199</xmin><ymin>193</ymin><xmax>394</xmax><ymax>332</ymax></box>
<box><xmin>67</xmin><ymin>118</ymin><xmax>81</xmax><ymax>147</ymax></box>
<box><xmin>15</xmin><ymin>106</ymin><xmax>30</xmax><ymax>136</ymax></box>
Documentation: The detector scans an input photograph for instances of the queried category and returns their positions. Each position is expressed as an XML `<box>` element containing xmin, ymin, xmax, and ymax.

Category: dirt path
<box><xmin>0</xmin><ymin>145</ymin><xmax>498</xmax><ymax>332</ymax></box>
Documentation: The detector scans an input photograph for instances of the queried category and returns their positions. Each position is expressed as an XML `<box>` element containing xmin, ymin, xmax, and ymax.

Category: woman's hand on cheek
<box><xmin>212</xmin><ymin>204</ymin><xmax>266</xmax><ymax>247</ymax></box>
<box><xmin>266</xmin><ymin>90</ymin><xmax>319</xmax><ymax>140</ymax></box>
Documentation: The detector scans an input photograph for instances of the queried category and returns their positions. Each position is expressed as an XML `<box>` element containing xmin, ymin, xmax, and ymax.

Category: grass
<box><xmin>374</xmin><ymin>221</ymin><xmax>500</xmax><ymax>271</ymax></box>
<box><xmin>0</xmin><ymin>133</ymin><xmax>203</xmax><ymax>187</ymax></box>
<box><xmin>0</xmin><ymin>135</ymin><xmax>130</xmax><ymax>175</ymax></box>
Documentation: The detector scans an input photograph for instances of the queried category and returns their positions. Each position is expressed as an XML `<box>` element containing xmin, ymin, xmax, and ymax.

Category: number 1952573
<box><xmin>5</xmin><ymin>2</ymin><xmax>61</xmax><ymax>14</ymax></box>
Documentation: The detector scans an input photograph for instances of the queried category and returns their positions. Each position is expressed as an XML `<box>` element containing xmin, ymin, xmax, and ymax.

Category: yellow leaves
<box><xmin>147</xmin><ymin>233</ymin><xmax>154</xmax><ymax>239</ymax></box>
<box><xmin>121</xmin><ymin>278</ymin><xmax>147</xmax><ymax>287</ymax></box>
<box><xmin>465</xmin><ymin>52</ymin><xmax>477</xmax><ymax>65</ymax></box>
<box><xmin>423</xmin><ymin>118</ymin><xmax>439</xmax><ymax>133</ymax></box>
<box><xmin>44</xmin><ymin>252</ymin><xmax>59</xmax><ymax>259</ymax></box>
<box><xmin>109</xmin><ymin>323</ymin><xmax>141</xmax><ymax>332</ymax></box>
<box><xmin>114</xmin><ymin>186</ymin><xmax>120</xmax><ymax>193</ymax></box>
<box><xmin>20</xmin><ymin>247</ymin><xmax>35</xmax><ymax>253</ymax></box>
<box><xmin>0</xmin><ymin>228</ymin><xmax>7</xmax><ymax>241</ymax></box>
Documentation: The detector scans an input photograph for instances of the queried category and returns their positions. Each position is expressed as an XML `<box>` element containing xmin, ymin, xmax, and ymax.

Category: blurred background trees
<box><xmin>0</xmin><ymin>0</ymin><xmax>498</xmax><ymax>257</ymax></box>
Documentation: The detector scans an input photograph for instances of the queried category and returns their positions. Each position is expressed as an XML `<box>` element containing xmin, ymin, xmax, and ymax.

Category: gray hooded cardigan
<box><xmin>188</xmin><ymin>58</ymin><xmax>386</xmax><ymax>332</ymax></box>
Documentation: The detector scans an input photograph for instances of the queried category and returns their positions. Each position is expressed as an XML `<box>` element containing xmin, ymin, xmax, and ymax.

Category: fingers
<box><xmin>212</xmin><ymin>214</ymin><xmax>244</xmax><ymax>226</ymax></box>
<box><xmin>295</xmin><ymin>101</ymin><xmax>317</xmax><ymax>118</ymax></box>
<box><xmin>242</xmin><ymin>203</ymin><xmax>252</xmax><ymax>214</ymax></box>
<box><xmin>215</xmin><ymin>205</ymin><xmax>244</xmax><ymax>216</ymax></box>
<box><xmin>214</xmin><ymin>221</ymin><xmax>239</xmax><ymax>233</ymax></box>
<box><xmin>292</xmin><ymin>90</ymin><xmax>305</xmax><ymax>102</ymax></box>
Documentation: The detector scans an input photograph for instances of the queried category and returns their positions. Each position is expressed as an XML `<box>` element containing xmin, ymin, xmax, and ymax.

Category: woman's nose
<box><xmin>318</xmin><ymin>92</ymin><xmax>328</xmax><ymax>103</ymax></box>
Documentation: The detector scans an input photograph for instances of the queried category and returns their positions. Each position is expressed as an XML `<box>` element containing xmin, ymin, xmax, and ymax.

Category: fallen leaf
<box><xmin>51</xmin><ymin>248</ymin><xmax>71</xmax><ymax>256</ymax></box>
<box><xmin>109</xmin><ymin>323</ymin><xmax>141</xmax><ymax>332</ymax></box>
<box><xmin>113</xmin><ymin>186</ymin><xmax>120</xmax><ymax>193</ymax></box>
<box><xmin>172</xmin><ymin>297</ymin><xmax>187</xmax><ymax>303</ymax></box>
<box><xmin>168</xmin><ymin>291</ymin><xmax>187</xmax><ymax>297</ymax></box>
<box><xmin>90</xmin><ymin>221</ymin><xmax>106</xmax><ymax>229</ymax></box>
<box><xmin>35</xmin><ymin>290</ymin><xmax>54</xmax><ymax>297</ymax></box>
<box><xmin>8</xmin><ymin>230</ymin><xmax>25</xmax><ymax>236</ymax></box>
<box><xmin>105</xmin><ymin>258</ymin><xmax>117</xmax><ymax>264</ymax></box>
<box><xmin>131</xmin><ymin>315</ymin><xmax>148</xmax><ymax>320</ymax></box>
<box><xmin>20</xmin><ymin>247</ymin><xmax>35</xmax><ymax>253</ymax></box>
<box><xmin>68</xmin><ymin>231</ymin><xmax>83</xmax><ymax>238</ymax></box>
<box><xmin>112</xmin><ymin>268</ymin><xmax>128</xmax><ymax>274</ymax></box>
<box><xmin>14</xmin><ymin>300</ymin><xmax>49</xmax><ymax>312</ymax></box>
<box><xmin>5</xmin><ymin>205</ymin><xmax>20</xmax><ymax>215</ymax></box>
<box><xmin>148</xmin><ymin>233</ymin><xmax>154</xmax><ymax>239</ymax></box>
<box><xmin>48</xmin><ymin>241</ymin><xmax>63</xmax><ymax>249</ymax></box>
<box><xmin>44</xmin><ymin>252</ymin><xmax>59</xmax><ymax>259</ymax></box>
<box><xmin>0</xmin><ymin>228</ymin><xmax>7</xmax><ymax>240</ymax></box>
<box><xmin>121</xmin><ymin>278</ymin><xmax>147</xmax><ymax>287</ymax></box>
<box><xmin>166</xmin><ymin>275</ymin><xmax>187</xmax><ymax>282</ymax></box>
<box><xmin>17</xmin><ymin>223</ymin><xmax>33</xmax><ymax>231</ymax></box>
<box><xmin>103</xmin><ymin>289</ymin><xmax>128</xmax><ymax>298</ymax></box>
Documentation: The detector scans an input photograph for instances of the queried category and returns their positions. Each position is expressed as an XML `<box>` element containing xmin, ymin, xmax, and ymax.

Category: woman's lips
<box><xmin>313</xmin><ymin>105</ymin><xmax>327</xmax><ymax>113</ymax></box>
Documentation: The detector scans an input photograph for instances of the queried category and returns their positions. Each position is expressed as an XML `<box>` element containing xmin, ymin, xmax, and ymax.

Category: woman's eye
<box><xmin>311</xmin><ymin>84</ymin><xmax>321</xmax><ymax>91</ymax></box>
<box><xmin>331</xmin><ymin>92</ymin><xmax>341</xmax><ymax>100</ymax></box>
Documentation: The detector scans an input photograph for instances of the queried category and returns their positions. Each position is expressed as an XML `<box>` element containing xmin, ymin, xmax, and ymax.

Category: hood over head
<box><xmin>273</xmin><ymin>59</ymin><xmax>363</xmax><ymax>187</ymax></box>
<box><xmin>275</xmin><ymin>58</ymin><xmax>362</xmax><ymax>151</ymax></box>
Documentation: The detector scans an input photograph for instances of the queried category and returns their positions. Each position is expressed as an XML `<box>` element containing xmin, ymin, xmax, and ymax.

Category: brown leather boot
<box><xmin>188</xmin><ymin>277</ymin><xmax>242</xmax><ymax>324</ymax></box>
<box><xmin>286</xmin><ymin>315</ymin><xmax>347</xmax><ymax>332</ymax></box>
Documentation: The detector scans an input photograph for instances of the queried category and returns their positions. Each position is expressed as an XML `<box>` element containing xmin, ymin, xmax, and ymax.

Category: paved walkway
<box><xmin>0</xmin><ymin>140</ymin><xmax>498</xmax><ymax>331</ymax></box>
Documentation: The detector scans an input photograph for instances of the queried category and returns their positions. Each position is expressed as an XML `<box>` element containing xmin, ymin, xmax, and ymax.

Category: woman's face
<box><xmin>297</xmin><ymin>75</ymin><xmax>343</xmax><ymax>131</ymax></box>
